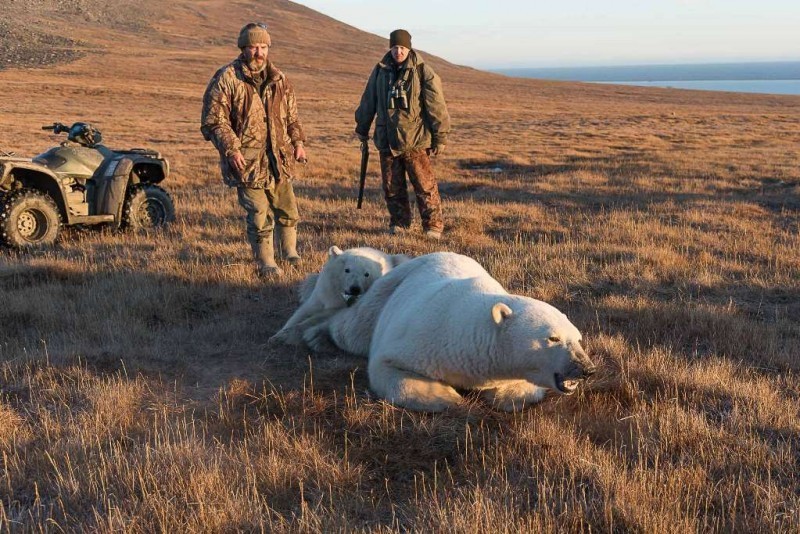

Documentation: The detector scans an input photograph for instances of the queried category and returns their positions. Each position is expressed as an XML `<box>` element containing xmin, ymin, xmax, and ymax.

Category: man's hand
<box><xmin>228</xmin><ymin>151</ymin><xmax>246</xmax><ymax>174</ymax></box>
<box><xmin>356</xmin><ymin>131</ymin><xmax>369</xmax><ymax>142</ymax></box>
<box><xmin>294</xmin><ymin>143</ymin><xmax>307</xmax><ymax>163</ymax></box>
<box><xmin>430</xmin><ymin>144</ymin><xmax>446</xmax><ymax>157</ymax></box>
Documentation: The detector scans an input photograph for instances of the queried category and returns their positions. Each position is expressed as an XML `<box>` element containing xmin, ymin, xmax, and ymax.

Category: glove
<box><xmin>431</xmin><ymin>144</ymin><xmax>446</xmax><ymax>156</ymax></box>
<box><xmin>356</xmin><ymin>131</ymin><xmax>369</xmax><ymax>142</ymax></box>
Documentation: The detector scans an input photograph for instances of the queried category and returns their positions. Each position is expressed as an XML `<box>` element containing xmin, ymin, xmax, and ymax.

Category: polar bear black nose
<box><xmin>348</xmin><ymin>286</ymin><xmax>361</xmax><ymax>296</ymax></box>
<box><xmin>582</xmin><ymin>363</ymin><xmax>597</xmax><ymax>378</ymax></box>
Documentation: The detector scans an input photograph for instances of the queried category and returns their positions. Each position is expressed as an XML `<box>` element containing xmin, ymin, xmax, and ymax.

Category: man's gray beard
<box><xmin>247</xmin><ymin>59</ymin><xmax>266</xmax><ymax>73</ymax></box>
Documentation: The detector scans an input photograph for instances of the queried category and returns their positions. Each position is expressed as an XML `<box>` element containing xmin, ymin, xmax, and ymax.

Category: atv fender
<box><xmin>0</xmin><ymin>160</ymin><xmax>69</xmax><ymax>222</ymax></box>
<box><xmin>116</xmin><ymin>151</ymin><xmax>169</xmax><ymax>184</ymax></box>
<box><xmin>95</xmin><ymin>156</ymin><xmax>134</xmax><ymax>228</ymax></box>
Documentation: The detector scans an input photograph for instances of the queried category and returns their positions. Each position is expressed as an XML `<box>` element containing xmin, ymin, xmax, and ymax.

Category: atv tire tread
<box><xmin>0</xmin><ymin>189</ymin><xmax>62</xmax><ymax>248</ymax></box>
<box><xmin>122</xmin><ymin>184</ymin><xmax>175</xmax><ymax>230</ymax></box>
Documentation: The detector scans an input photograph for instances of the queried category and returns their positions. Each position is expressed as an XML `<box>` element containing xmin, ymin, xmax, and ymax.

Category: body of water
<box><xmin>494</xmin><ymin>61</ymin><xmax>800</xmax><ymax>96</ymax></box>
<box><xmin>597</xmin><ymin>79</ymin><xmax>800</xmax><ymax>95</ymax></box>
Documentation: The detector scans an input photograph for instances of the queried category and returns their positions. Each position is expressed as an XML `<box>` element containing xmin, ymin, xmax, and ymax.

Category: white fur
<box><xmin>270</xmin><ymin>246</ymin><xmax>408</xmax><ymax>346</ymax></box>
<box><xmin>304</xmin><ymin>252</ymin><xmax>595</xmax><ymax>412</ymax></box>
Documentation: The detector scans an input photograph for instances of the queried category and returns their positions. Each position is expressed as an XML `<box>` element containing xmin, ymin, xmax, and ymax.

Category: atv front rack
<box><xmin>117</xmin><ymin>148</ymin><xmax>162</xmax><ymax>158</ymax></box>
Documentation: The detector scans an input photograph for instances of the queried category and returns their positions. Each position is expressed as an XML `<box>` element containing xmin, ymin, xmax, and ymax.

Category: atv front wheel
<box><xmin>0</xmin><ymin>189</ymin><xmax>62</xmax><ymax>248</ymax></box>
<box><xmin>122</xmin><ymin>184</ymin><xmax>175</xmax><ymax>229</ymax></box>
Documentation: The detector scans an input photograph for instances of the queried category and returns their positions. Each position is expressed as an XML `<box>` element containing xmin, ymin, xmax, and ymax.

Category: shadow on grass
<box><xmin>448</xmin><ymin>156</ymin><xmax>800</xmax><ymax>216</ymax></box>
<box><xmin>0</xmin><ymin>262</ymin><xmax>320</xmax><ymax>395</ymax></box>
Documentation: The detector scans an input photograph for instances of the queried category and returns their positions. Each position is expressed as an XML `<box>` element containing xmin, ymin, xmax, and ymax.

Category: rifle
<box><xmin>357</xmin><ymin>139</ymin><xmax>369</xmax><ymax>209</ymax></box>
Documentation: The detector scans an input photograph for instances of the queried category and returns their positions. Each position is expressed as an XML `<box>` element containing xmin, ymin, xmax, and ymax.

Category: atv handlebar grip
<box><xmin>42</xmin><ymin>123</ymin><xmax>67</xmax><ymax>132</ymax></box>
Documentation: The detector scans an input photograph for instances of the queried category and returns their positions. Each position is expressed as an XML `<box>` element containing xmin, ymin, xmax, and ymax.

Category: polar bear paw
<box><xmin>371</xmin><ymin>361</ymin><xmax>464</xmax><ymax>412</ymax></box>
<box><xmin>268</xmin><ymin>327</ymin><xmax>301</xmax><ymax>347</ymax></box>
<box><xmin>392</xmin><ymin>380</ymin><xmax>463</xmax><ymax>412</ymax></box>
<box><xmin>302</xmin><ymin>322</ymin><xmax>338</xmax><ymax>353</ymax></box>
<box><xmin>481</xmin><ymin>381</ymin><xmax>547</xmax><ymax>412</ymax></box>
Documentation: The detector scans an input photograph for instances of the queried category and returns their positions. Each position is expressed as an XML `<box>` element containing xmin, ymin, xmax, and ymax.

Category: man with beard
<box><xmin>355</xmin><ymin>29</ymin><xmax>450</xmax><ymax>240</ymax></box>
<box><xmin>201</xmin><ymin>23</ymin><xmax>307</xmax><ymax>277</ymax></box>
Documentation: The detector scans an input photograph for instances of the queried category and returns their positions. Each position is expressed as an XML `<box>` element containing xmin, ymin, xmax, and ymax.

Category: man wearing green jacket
<box><xmin>355</xmin><ymin>29</ymin><xmax>451</xmax><ymax>240</ymax></box>
<box><xmin>201</xmin><ymin>23</ymin><xmax>307</xmax><ymax>277</ymax></box>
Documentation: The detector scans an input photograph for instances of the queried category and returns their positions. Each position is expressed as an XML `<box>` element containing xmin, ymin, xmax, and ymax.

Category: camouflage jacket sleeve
<box><xmin>200</xmin><ymin>69</ymin><xmax>242</xmax><ymax>158</ymax></box>
<box><xmin>354</xmin><ymin>65</ymin><xmax>380</xmax><ymax>137</ymax></box>
<box><xmin>283</xmin><ymin>78</ymin><xmax>306</xmax><ymax>146</ymax></box>
<box><xmin>420</xmin><ymin>64</ymin><xmax>451</xmax><ymax>146</ymax></box>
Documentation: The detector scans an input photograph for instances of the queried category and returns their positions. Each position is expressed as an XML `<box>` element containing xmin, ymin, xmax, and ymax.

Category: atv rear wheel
<box><xmin>122</xmin><ymin>184</ymin><xmax>175</xmax><ymax>229</ymax></box>
<box><xmin>0</xmin><ymin>189</ymin><xmax>62</xmax><ymax>248</ymax></box>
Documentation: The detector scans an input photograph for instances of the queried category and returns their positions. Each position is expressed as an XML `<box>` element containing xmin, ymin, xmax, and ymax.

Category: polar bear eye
<box><xmin>344</xmin><ymin>268</ymin><xmax>351</xmax><ymax>273</ymax></box>
<box><xmin>548</xmin><ymin>336</ymin><xmax>561</xmax><ymax>343</ymax></box>
<box><xmin>364</xmin><ymin>272</ymin><xmax>370</xmax><ymax>277</ymax></box>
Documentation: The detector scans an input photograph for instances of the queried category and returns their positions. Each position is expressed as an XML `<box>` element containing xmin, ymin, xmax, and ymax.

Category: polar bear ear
<box><xmin>492</xmin><ymin>303</ymin><xmax>513</xmax><ymax>325</ymax></box>
<box><xmin>328</xmin><ymin>246</ymin><xmax>343</xmax><ymax>257</ymax></box>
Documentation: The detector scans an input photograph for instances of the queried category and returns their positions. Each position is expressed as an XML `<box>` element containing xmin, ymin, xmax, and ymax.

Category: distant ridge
<box><xmin>495</xmin><ymin>61</ymin><xmax>800</xmax><ymax>82</ymax></box>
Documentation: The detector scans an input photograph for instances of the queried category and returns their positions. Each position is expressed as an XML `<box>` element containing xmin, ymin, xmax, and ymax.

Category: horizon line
<box><xmin>491</xmin><ymin>59</ymin><xmax>800</xmax><ymax>71</ymax></box>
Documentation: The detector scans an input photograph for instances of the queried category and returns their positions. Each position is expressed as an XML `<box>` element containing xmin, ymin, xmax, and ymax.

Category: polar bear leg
<box><xmin>481</xmin><ymin>381</ymin><xmax>547</xmax><ymax>412</ymax></box>
<box><xmin>269</xmin><ymin>325</ymin><xmax>302</xmax><ymax>346</ymax></box>
<box><xmin>369</xmin><ymin>359</ymin><xmax>463</xmax><ymax>412</ymax></box>
<box><xmin>300</xmin><ymin>312</ymin><xmax>341</xmax><ymax>353</ymax></box>
<box><xmin>270</xmin><ymin>298</ymin><xmax>320</xmax><ymax>346</ymax></box>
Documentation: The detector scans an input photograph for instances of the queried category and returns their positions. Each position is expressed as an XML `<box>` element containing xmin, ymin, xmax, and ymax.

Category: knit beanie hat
<box><xmin>238</xmin><ymin>23</ymin><xmax>271</xmax><ymax>48</ymax></box>
<box><xmin>389</xmin><ymin>29</ymin><xmax>412</xmax><ymax>49</ymax></box>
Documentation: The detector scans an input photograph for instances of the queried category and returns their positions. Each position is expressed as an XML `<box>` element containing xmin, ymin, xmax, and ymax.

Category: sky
<box><xmin>291</xmin><ymin>0</ymin><xmax>800</xmax><ymax>69</ymax></box>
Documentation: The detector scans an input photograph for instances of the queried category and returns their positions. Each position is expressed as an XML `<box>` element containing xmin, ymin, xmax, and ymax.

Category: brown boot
<box><xmin>251</xmin><ymin>232</ymin><xmax>283</xmax><ymax>277</ymax></box>
<box><xmin>277</xmin><ymin>224</ymin><xmax>301</xmax><ymax>265</ymax></box>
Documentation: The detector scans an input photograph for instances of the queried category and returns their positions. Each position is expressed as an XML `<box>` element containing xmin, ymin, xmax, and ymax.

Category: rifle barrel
<box><xmin>357</xmin><ymin>141</ymin><xmax>369</xmax><ymax>209</ymax></box>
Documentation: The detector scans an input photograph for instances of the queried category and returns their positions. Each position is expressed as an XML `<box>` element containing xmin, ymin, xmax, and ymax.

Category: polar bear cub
<box><xmin>270</xmin><ymin>245</ymin><xmax>408</xmax><ymax>346</ymax></box>
<box><xmin>304</xmin><ymin>252</ymin><xmax>596</xmax><ymax>412</ymax></box>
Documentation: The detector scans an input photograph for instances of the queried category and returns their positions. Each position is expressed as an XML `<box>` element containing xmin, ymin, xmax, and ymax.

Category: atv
<box><xmin>0</xmin><ymin>121</ymin><xmax>175</xmax><ymax>248</ymax></box>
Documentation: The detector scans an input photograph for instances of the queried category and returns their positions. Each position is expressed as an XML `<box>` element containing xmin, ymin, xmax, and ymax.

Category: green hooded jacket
<box><xmin>355</xmin><ymin>50</ymin><xmax>450</xmax><ymax>156</ymax></box>
<box><xmin>201</xmin><ymin>58</ymin><xmax>305</xmax><ymax>188</ymax></box>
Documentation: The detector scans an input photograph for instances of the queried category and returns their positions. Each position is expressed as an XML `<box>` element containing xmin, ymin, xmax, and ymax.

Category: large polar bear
<box><xmin>303</xmin><ymin>252</ymin><xmax>596</xmax><ymax>412</ymax></box>
<box><xmin>270</xmin><ymin>246</ymin><xmax>408</xmax><ymax>346</ymax></box>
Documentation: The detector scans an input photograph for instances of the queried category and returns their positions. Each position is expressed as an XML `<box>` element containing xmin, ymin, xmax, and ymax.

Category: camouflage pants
<box><xmin>379</xmin><ymin>148</ymin><xmax>443</xmax><ymax>233</ymax></box>
<box><xmin>236</xmin><ymin>179</ymin><xmax>300</xmax><ymax>245</ymax></box>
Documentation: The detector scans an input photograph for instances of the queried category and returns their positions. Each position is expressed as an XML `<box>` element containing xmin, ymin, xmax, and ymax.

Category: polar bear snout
<box><xmin>568</xmin><ymin>342</ymin><xmax>595</xmax><ymax>377</ymax></box>
<box><xmin>573</xmin><ymin>344</ymin><xmax>595</xmax><ymax>373</ymax></box>
<box><xmin>555</xmin><ymin>367</ymin><xmax>593</xmax><ymax>394</ymax></box>
<box><xmin>571</xmin><ymin>358</ymin><xmax>596</xmax><ymax>380</ymax></box>
<box><xmin>342</xmin><ymin>285</ymin><xmax>363</xmax><ymax>307</ymax></box>
<box><xmin>582</xmin><ymin>362</ymin><xmax>597</xmax><ymax>378</ymax></box>
<box><xmin>346</xmin><ymin>285</ymin><xmax>362</xmax><ymax>297</ymax></box>
<box><xmin>554</xmin><ymin>344</ymin><xmax>596</xmax><ymax>394</ymax></box>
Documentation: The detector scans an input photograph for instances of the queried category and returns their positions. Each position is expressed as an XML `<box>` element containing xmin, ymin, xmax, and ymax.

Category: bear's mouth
<box><xmin>342</xmin><ymin>293</ymin><xmax>359</xmax><ymax>307</ymax></box>
<box><xmin>554</xmin><ymin>373</ymin><xmax>580</xmax><ymax>394</ymax></box>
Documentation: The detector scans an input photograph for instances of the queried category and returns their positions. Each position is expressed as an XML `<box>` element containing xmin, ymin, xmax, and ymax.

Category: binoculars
<box><xmin>387</xmin><ymin>86</ymin><xmax>408</xmax><ymax>110</ymax></box>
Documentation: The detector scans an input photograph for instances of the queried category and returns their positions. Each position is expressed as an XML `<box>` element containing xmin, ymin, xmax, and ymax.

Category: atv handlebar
<box><xmin>42</xmin><ymin>123</ymin><xmax>70</xmax><ymax>134</ymax></box>
<box><xmin>41</xmin><ymin>121</ymin><xmax>103</xmax><ymax>147</ymax></box>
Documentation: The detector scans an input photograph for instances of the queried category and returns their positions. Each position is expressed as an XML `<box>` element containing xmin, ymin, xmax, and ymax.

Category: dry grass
<box><xmin>0</xmin><ymin>0</ymin><xmax>799</xmax><ymax>531</ymax></box>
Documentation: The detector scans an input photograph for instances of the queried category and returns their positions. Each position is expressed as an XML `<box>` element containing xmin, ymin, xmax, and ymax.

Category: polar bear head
<box><xmin>324</xmin><ymin>246</ymin><xmax>408</xmax><ymax>306</ymax></box>
<box><xmin>492</xmin><ymin>297</ymin><xmax>596</xmax><ymax>395</ymax></box>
